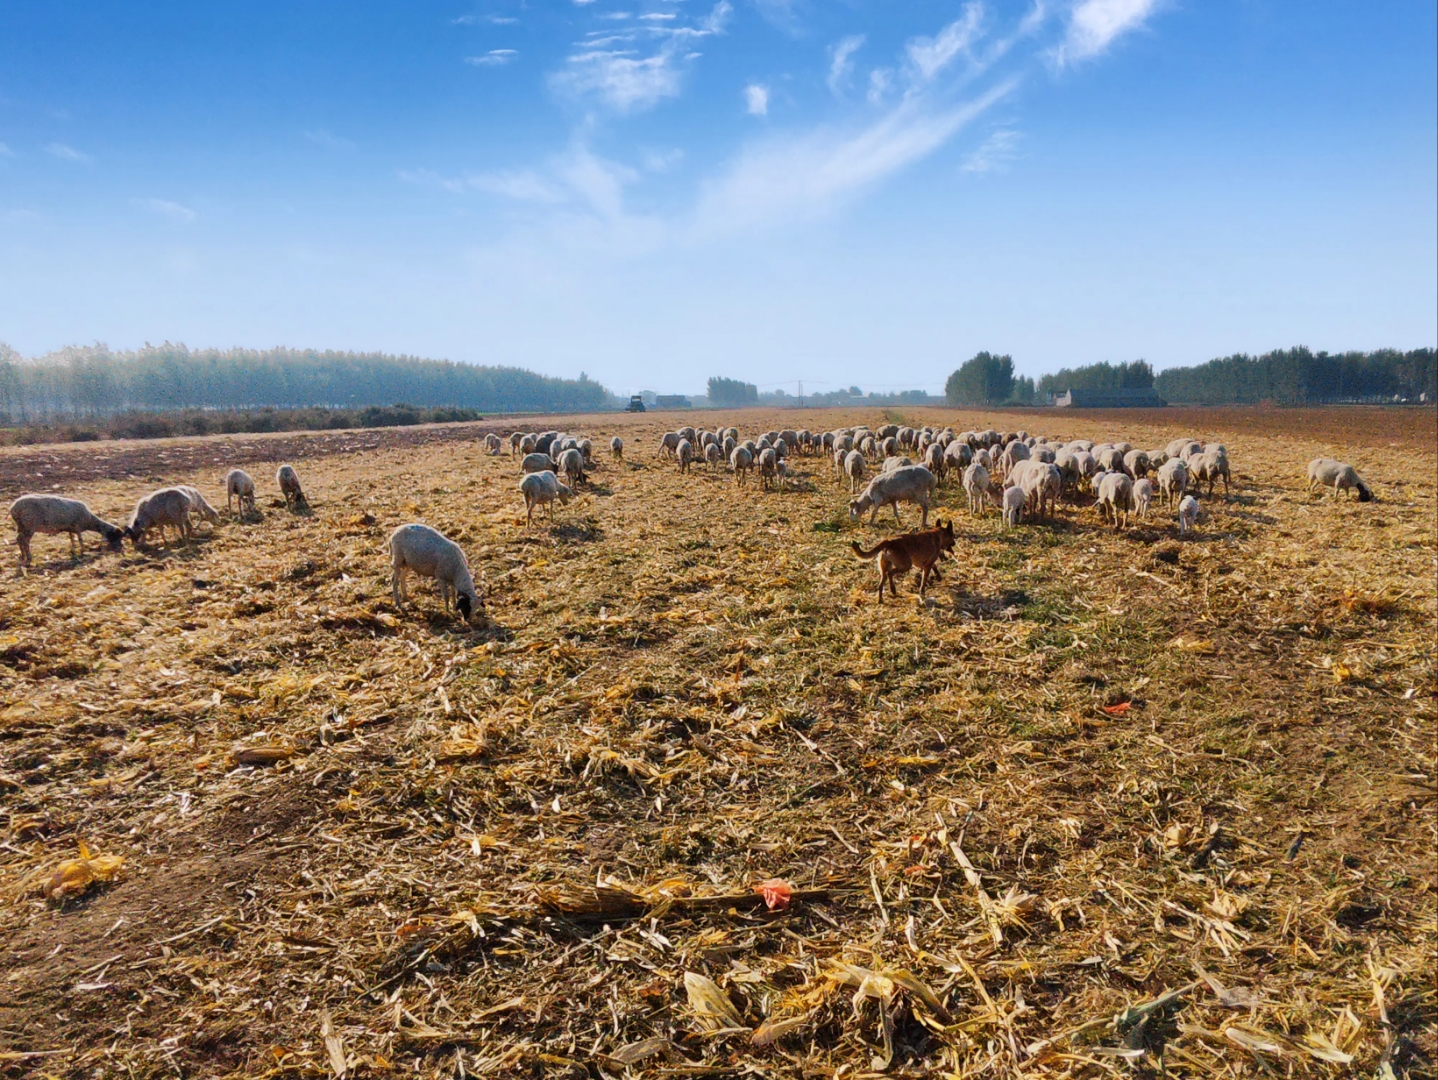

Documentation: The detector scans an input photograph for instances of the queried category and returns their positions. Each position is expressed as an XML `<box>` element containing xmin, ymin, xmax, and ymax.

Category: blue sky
<box><xmin>1</xmin><ymin>1</ymin><xmax>1434</xmax><ymax>395</ymax></box>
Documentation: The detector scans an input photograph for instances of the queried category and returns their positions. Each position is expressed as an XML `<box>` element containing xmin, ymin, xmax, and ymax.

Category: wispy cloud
<box><xmin>550</xmin><ymin>1</ymin><xmax>731</xmax><ymax>113</ymax></box>
<box><xmin>905</xmin><ymin>3</ymin><xmax>984</xmax><ymax>82</ymax></box>
<box><xmin>465</xmin><ymin>49</ymin><xmax>518</xmax><ymax>66</ymax></box>
<box><xmin>453</xmin><ymin>14</ymin><xmax>518</xmax><ymax>25</ymax></box>
<box><xmin>304</xmin><ymin>129</ymin><xmax>355</xmax><ymax>150</ymax></box>
<box><xmin>135</xmin><ymin>197</ymin><xmax>197</xmax><ymax>222</ymax></box>
<box><xmin>867</xmin><ymin>68</ymin><xmax>892</xmax><ymax>105</ymax></box>
<box><xmin>745</xmin><ymin>84</ymin><xmax>769</xmax><ymax>116</ymax></box>
<box><xmin>827</xmin><ymin>35</ymin><xmax>865</xmax><ymax>96</ymax></box>
<box><xmin>961</xmin><ymin>127</ymin><xmax>1021</xmax><ymax>172</ymax></box>
<box><xmin>639</xmin><ymin>12</ymin><xmax>676</xmax><ymax>20</ymax></box>
<box><xmin>45</xmin><ymin>142</ymin><xmax>91</xmax><ymax>162</ymax></box>
<box><xmin>1053</xmin><ymin>0</ymin><xmax>1159</xmax><ymax>66</ymax></box>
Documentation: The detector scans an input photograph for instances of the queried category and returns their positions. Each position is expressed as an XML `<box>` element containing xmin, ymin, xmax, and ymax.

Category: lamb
<box><xmin>1307</xmin><ymin>457</ymin><xmax>1373</xmax><ymax>501</ymax></box>
<box><xmin>1000</xmin><ymin>484</ymin><xmax>1025</xmax><ymax>529</ymax></box>
<box><xmin>125</xmin><ymin>487</ymin><xmax>194</xmax><ymax>547</ymax></box>
<box><xmin>775</xmin><ymin>459</ymin><xmax>788</xmax><ymax>491</ymax></box>
<box><xmin>277</xmin><ymin>464</ymin><xmax>306</xmax><ymax>509</ymax></box>
<box><xmin>388</xmin><ymin>523</ymin><xmax>481</xmax><ymax>620</ymax></box>
<box><xmin>519</xmin><ymin>471</ymin><xmax>573</xmax><ymax>525</ymax></box>
<box><xmin>225</xmin><ymin>469</ymin><xmax>257</xmax><ymax>515</ymax></box>
<box><xmin>177</xmin><ymin>485</ymin><xmax>220</xmax><ymax>525</ymax></box>
<box><xmin>610</xmin><ymin>436</ymin><xmax>623</xmax><ymax>461</ymax></box>
<box><xmin>1157</xmin><ymin>457</ymin><xmax>1188</xmax><ymax>506</ymax></box>
<box><xmin>521</xmin><ymin>452</ymin><xmax>555</xmax><ymax>475</ymax></box>
<box><xmin>557</xmin><ymin>447</ymin><xmax>587</xmax><ymax>487</ymax></box>
<box><xmin>676</xmin><ymin>439</ymin><xmax>694</xmax><ymax>473</ymax></box>
<box><xmin>963</xmin><ymin>463</ymin><xmax>992</xmax><ymax>515</ymax></box>
<box><xmin>484</xmin><ymin>433</ymin><xmax>503</xmax><ymax>455</ymax></box>
<box><xmin>1095</xmin><ymin>472</ymin><xmax>1135</xmax><ymax>530</ymax></box>
<box><xmin>1132</xmin><ymin>477</ymin><xmax>1154</xmax><ymax>518</ymax></box>
<box><xmin>849</xmin><ymin>465</ymin><xmax>937</xmax><ymax>526</ymax></box>
<box><xmin>1177</xmin><ymin>494</ymin><xmax>1200</xmax><ymax>535</ymax></box>
<box><xmin>844</xmin><ymin>449</ymin><xmax>867</xmax><ymax>493</ymax></box>
<box><xmin>730</xmin><ymin>445</ymin><xmax>753</xmax><ymax>484</ymax></box>
<box><xmin>10</xmin><ymin>494</ymin><xmax>124</xmax><ymax>567</ymax></box>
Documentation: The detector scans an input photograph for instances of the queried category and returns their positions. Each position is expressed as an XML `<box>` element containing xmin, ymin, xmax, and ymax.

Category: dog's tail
<box><xmin>852</xmin><ymin>539</ymin><xmax>887</xmax><ymax>560</ymax></box>
<box><xmin>1356</xmin><ymin>480</ymin><xmax>1374</xmax><ymax>502</ymax></box>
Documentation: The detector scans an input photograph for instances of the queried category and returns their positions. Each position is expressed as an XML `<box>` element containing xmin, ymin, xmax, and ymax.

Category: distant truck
<box><xmin>625</xmin><ymin>395</ymin><xmax>646</xmax><ymax>413</ymax></box>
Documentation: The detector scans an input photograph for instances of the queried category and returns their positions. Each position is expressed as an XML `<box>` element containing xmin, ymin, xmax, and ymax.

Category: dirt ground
<box><xmin>1</xmin><ymin>406</ymin><xmax>1433</xmax><ymax>1078</ymax></box>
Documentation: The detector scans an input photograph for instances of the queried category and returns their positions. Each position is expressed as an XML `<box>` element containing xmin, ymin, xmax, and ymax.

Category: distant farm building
<box><xmin>654</xmin><ymin>395</ymin><xmax>692</xmax><ymax>409</ymax></box>
<box><xmin>1054</xmin><ymin>387</ymin><xmax>1168</xmax><ymax>408</ymax></box>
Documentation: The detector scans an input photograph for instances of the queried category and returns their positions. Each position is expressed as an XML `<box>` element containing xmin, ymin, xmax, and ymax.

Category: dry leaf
<box><xmin>683</xmin><ymin>971</ymin><xmax>746</xmax><ymax>1032</ymax></box>
<box><xmin>45</xmin><ymin>841</ymin><xmax>125</xmax><ymax>900</ymax></box>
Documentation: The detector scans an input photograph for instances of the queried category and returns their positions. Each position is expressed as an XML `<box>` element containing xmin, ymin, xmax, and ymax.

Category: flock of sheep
<box><xmin>7</xmin><ymin>419</ymin><xmax>1376</xmax><ymax>620</ymax></box>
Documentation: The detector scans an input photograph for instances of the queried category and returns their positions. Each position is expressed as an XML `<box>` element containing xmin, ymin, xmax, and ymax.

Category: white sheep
<box><xmin>519</xmin><ymin>471</ymin><xmax>573</xmax><ymax>525</ymax></box>
<box><xmin>1133</xmin><ymin>477</ymin><xmax>1154</xmax><ymax>518</ymax></box>
<box><xmin>1307</xmin><ymin>457</ymin><xmax>1373</xmax><ymax>501</ymax></box>
<box><xmin>923</xmin><ymin>442</ymin><xmax>947</xmax><ymax>480</ymax></box>
<box><xmin>1001</xmin><ymin>484</ymin><xmax>1025</xmax><ymax>529</ymax></box>
<box><xmin>881</xmin><ymin>455</ymin><xmax>915</xmax><ymax>475</ymax></box>
<box><xmin>1157</xmin><ymin>457</ymin><xmax>1188</xmax><ymax>506</ymax></box>
<box><xmin>9</xmin><ymin>494</ymin><xmax>124</xmax><ymax>567</ymax></box>
<box><xmin>521</xmin><ymin>452</ymin><xmax>555</xmax><ymax>475</ymax></box>
<box><xmin>126</xmin><ymin>488</ymin><xmax>195</xmax><ymax>547</ymax></box>
<box><xmin>277</xmin><ymin>464</ymin><xmax>306</xmax><ymax>509</ymax></box>
<box><xmin>510</xmin><ymin>431</ymin><xmax>524</xmax><ymax>455</ymax></box>
<box><xmin>388</xmin><ymin>523</ymin><xmax>480</xmax><ymax>620</ymax></box>
<box><xmin>704</xmin><ymin>442</ymin><xmax>724</xmax><ymax>469</ymax></box>
<box><xmin>484</xmin><ymin>433</ymin><xmax>503</xmax><ymax>455</ymax></box>
<box><xmin>1123</xmin><ymin>449</ymin><xmax>1150</xmax><ymax>478</ymax></box>
<box><xmin>730</xmin><ymin>445</ymin><xmax>753</xmax><ymax>485</ymax></box>
<box><xmin>177</xmin><ymin>485</ymin><xmax>220</xmax><ymax>526</ymax></box>
<box><xmin>1178</xmin><ymin>494</ymin><xmax>1200</xmax><ymax>535</ymax></box>
<box><xmin>659</xmin><ymin>431</ymin><xmax>680</xmax><ymax>459</ymax></box>
<box><xmin>225</xmin><ymin>469</ymin><xmax>257</xmax><ymax>515</ymax></box>
<box><xmin>758</xmin><ymin>447</ymin><xmax>778</xmax><ymax>490</ymax></box>
<box><xmin>557</xmin><ymin>447</ymin><xmax>587</xmax><ymax>487</ymax></box>
<box><xmin>1194</xmin><ymin>448</ymin><xmax>1231</xmax><ymax>496</ymax></box>
<box><xmin>844</xmin><ymin>449</ymin><xmax>867</xmax><ymax>493</ymax></box>
<box><xmin>849</xmin><ymin>465</ymin><xmax>937</xmax><ymax>526</ymax></box>
<box><xmin>1096</xmin><ymin>472</ymin><xmax>1134</xmax><ymax>530</ymax></box>
<box><xmin>963</xmin><ymin>463</ymin><xmax>992</xmax><ymax>515</ymax></box>
<box><xmin>676</xmin><ymin>438</ymin><xmax>694</xmax><ymax>474</ymax></box>
<box><xmin>610</xmin><ymin>436</ymin><xmax>623</xmax><ymax>461</ymax></box>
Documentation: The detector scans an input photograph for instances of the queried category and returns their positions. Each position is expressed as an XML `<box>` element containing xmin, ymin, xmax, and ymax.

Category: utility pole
<box><xmin>797</xmin><ymin>380</ymin><xmax>803</xmax><ymax>407</ymax></box>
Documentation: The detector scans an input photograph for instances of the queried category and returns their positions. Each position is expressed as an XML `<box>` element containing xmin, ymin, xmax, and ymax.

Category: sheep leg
<box><xmin>17</xmin><ymin>531</ymin><xmax>31</xmax><ymax>567</ymax></box>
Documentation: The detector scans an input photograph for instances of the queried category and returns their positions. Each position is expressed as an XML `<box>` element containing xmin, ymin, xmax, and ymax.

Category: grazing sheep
<box><xmin>1000</xmin><ymin>484</ymin><xmax>1025</xmax><ymax>529</ymax></box>
<box><xmin>1133</xmin><ymin>478</ymin><xmax>1154</xmax><ymax>518</ymax></box>
<box><xmin>675</xmin><ymin>438</ymin><xmax>695</xmax><ymax>474</ymax></box>
<box><xmin>705</xmin><ymin>442</ymin><xmax>724</xmax><ymax>469</ymax></box>
<box><xmin>973</xmin><ymin>447</ymin><xmax>993</xmax><ymax>470</ymax></box>
<box><xmin>519</xmin><ymin>471</ymin><xmax>573</xmax><ymax>525</ymax></box>
<box><xmin>521</xmin><ymin>452</ymin><xmax>555</xmax><ymax>475</ymax></box>
<box><xmin>963</xmin><ymin>463</ymin><xmax>992</xmax><ymax>515</ymax></box>
<box><xmin>1157</xmin><ymin>457</ymin><xmax>1188</xmax><ymax>506</ymax></box>
<box><xmin>1178</xmin><ymin>494</ymin><xmax>1200</xmax><ymax>535</ymax></box>
<box><xmin>849</xmin><ymin>465</ymin><xmax>937</xmax><ymax>526</ymax></box>
<box><xmin>557</xmin><ymin>447</ymin><xmax>587</xmax><ymax>487</ymax></box>
<box><xmin>844</xmin><ymin>449</ymin><xmax>867</xmax><ymax>494</ymax></box>
<box><xmin>177</xmin><ymin>486</ymin><xmax>220</xmax><ymax>525</ymax></box>
<box><xmin>277</xmin><ymin>464</ymin><xmax>306</xmax><ymax>509</ymax></box>
<box><xmin>923</xmin><ymin>442</ymin><xmax>947</xmax><ymax>480</ymax></box>
<box><xmin>1054</xmin><ymin>450</ymin><xmax>1080</xmax><ymax>495</ymax></box>
<box><xmin>484</xmin><ymin>433</ymin><xmax>503</xmax><ymax>455</ymax></box>
<box><xmin>678</xmin><ymin>426</ymin><xmax>697</xmax><ymax>443</ymax></box>
<box><xmin>659</xmin><ymin>431</ymin><xmax>680</xmax><ymax>459</ymax></box>
<box><xmin>730</xmin><ymin>445</ymin><xmax>753</xmax><ymax>485</ymax></box>
<box><xmin>610</xmin><ymin>436</ymin><xmax>623</xmax><ymax>461</ymax></box>
<box><xmin>1072</xmin><ymin>451</ymin><xmax>1098</xmax><ymax>488</ymax></box>
<box><xmin>775</xmin><ymin>459</ymin><xmax>789</xmax><ymax>491</ymax></box>
<box><xmin>1195</xmin><ymin>448</ymin><xmax>1231</xmax><ymax>496</ymax></box>
<box><xmin>510</xmin><ymin>431</ymin><xmax>524</xmax><ymax>455</ymax></box>
<box><xmin>944</xmin><ymin>441</ymin><xmax>972</xmax><ymax>474</ymax></box>
<box><xmin>758</xmin><ymin>447</ymin><xmax>778</xmax><ymax>490</ymax></box>
<box><xmin>520</xmin><ymin>434</ymin><xmax>538</xmax><ymax>455</ymax></box>
<box><xmin>1096</xmin><ymin>472</ymin><xmax>1135</xmax><ymax>530</ymax></box>
<box><xmin>10</xmin><ymin>494</ymin><xmax>124</xmax><ymax>567</ymax></box>
<box><xmin>881</xmin><ymin>436</ymin><xmax>900</xmax><ymax>459</ymax></box>
<box><xmin>1032</xmin><ymin>444</ymin><xmax>1056</xmax><ymax>464</ymax></box>
<box><xmin>1123</xmin><ymin>449</ymin><xmax>1150</xmax><ymax>478</ymax></box>
<box><xmin>1097</xmin><ymin>446</ymin><xmax>1127</xmax><ymax>475</ymax></box>
<box><xmin>859</xmin><ymin>435</ymin><xmax>877</xmax><ymax>461</ymax></box>
<box><xmin>126</xmin><ymin>488</ymin><xmax>194</xmax><ymax>547</ymax></box>
<box><xmin>1000</xmin><ymin>440</ymin><xmax>1030</xmax><ymax>478</ymax></box>
<box><xmin>723</xmin><ymin>436</ymin><xmax>737</xmax><ymax>460</ymax></box>
<box><xmin>225</xmin><ymin>469</ymin><xmax>257</xmax><ymax>515</ymax></box>
<box><xmin>881</xmin><ymin>455</ymin><xmax>915</xmax><ymax>475</ymax></box>
<box><xmin>1307</xmin><ymin>457</ymin><xmax>1373</xmax><ymax>501</ymax></box>
<box><xmin>1014</xmin><ymin>462</ymin><xmax>1061</xmax><ymax>519</ymax></box>
<box><xmin>388</xmin><ymin>523</ymin><xmax>480</xmax><ymax>620</ymax></box>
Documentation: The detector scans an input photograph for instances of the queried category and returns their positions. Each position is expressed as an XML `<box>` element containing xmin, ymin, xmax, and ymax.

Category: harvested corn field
<box><xmin>1</xmin><ymin>407</ymin><xmax>1434</xmax><ymax>1078</ymax></box>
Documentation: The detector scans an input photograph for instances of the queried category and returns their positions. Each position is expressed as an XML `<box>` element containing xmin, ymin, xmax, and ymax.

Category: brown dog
<box><xmin>851</xmin><ymin>518</ymin><xmax>956</xmax><ymax>601</ymax></box>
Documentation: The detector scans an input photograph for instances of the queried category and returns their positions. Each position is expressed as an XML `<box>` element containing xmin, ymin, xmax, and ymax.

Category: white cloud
<box><xmin>961</xmin><ymin>127</ymin><xmax>1020</xmax><ymax>173</ymax></box>
<box><xmin>694</xmin><ymin>78</ymin><xmax>1018</xmax><ymax>236</ymax></box>
<box><xmin>45</xmin><ymin>142</ymin><xmax>91</xmax><ymax>162</ymax></box>
<box><xmin>453</xmin><ymin>14</ymin><xmax>518</xmax><ymax>24</ymax></box>
<box><xmin>472</xmin><ymin>170</ymin><xmax>569</xmax><ymax>203</ymax></box>
<box><xmin>465</xmin><ymin>49</ymin><xmax>518</xmax><ymax>66</ymax></box>
<box><xmin>745</xmin><ymin>84</ymin><xmax>769</xmax><ymax>116</ymax></box>
<box><xmin>906</xmin><ymin>3</ymin><xmax>984</xmax><ymax>82</ymax></box>
<box><xmin>136</xmin><ymin>197</ymin><xmax>197</xmax><ymax>222</ymax></box>
<box><xmin>867</xmin><ymin>68</ymin><xmax>891</xmax><ymax>105</ymax></box>
<box><xmin>1053</xmin><ymin>0</ymin><xmax>1159</xmax><ymax>66</ymax></box>
<box><xmin>639</xmin><ymin>12</ymin><xmax>676</xmax><ymax>19</ymax></box>
<box><xmin>827</xmin><ymin>35</ymin><xmax>865</xmax><ymax>96</ymax></box>
<box><xmin>550</xmin><ymin>1</ymin><xmax>730</xmax><ymax>112</ymax></box>
<box><xmin>304</xmin><ymin>129</ymin><xmax>355</xmax><ymax>150</ymax></box>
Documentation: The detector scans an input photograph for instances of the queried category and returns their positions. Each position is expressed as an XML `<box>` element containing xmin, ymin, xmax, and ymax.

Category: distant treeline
<box><xmin>1153</xmin><ymin>347</ymin><xmax>1435</xmax><ymax>405</ymax></box>
<box><xmin>1038</xmin><ymin>360</ymin><xmax>1155</xmax><ymax>395</ymax></box>
<box><xmin>0</xmin><ymin>343</ymin><xmax>613</xmax><ymax>421</ymax></box>
<box><xmin>0</xmin><ymin>403</ymin><xmax>495</xmax><ymax>446</ymax></box>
